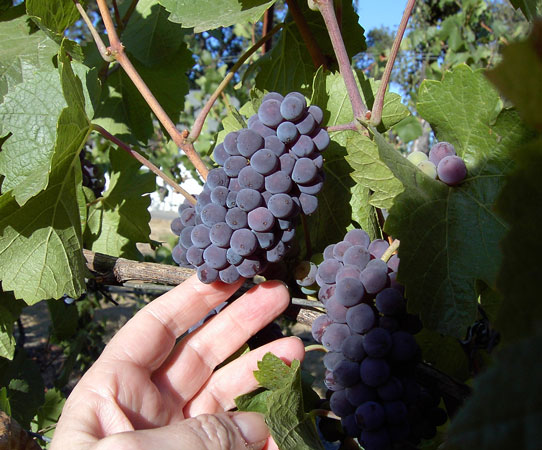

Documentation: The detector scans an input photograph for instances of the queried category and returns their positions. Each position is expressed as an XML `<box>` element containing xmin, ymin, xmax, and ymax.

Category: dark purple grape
<box><xmin>230</xmin><ymin>229</ymin><xmax>257</xmax><ymax>256</ymax></box>
<box><xmin>341</xmin><ymin>333</ymin><xmax>366</xmax><ymax>361</ymax></box>
<box><xmin>180</xmin><ymin>226</ymin><xmax>195</xmax><ymax>248</ymax></box>
<box><xmin>264</xmin><ymin>135</ymin><xmax>286</xmax><ymax>156</ymax></box>
<box><xmin>343</xmin><ymin>245</ymin><xmax>371</xmax><ymax>269</ymax></box>
<box><xmin>323</xmin><ymin>244</ymin><xmax>335</xmax><ymax>259</ymax></box>
<box><xmin>225</xmin><ymin>207</ymin><xmax>248</xmax><ymax>230</ymax></box>
<box><xmin>172</xmin><ymin>245</ymin><xmax>188</xmax><ymax>265</ymax></box>
<box><xmin>318</xmin><ymin>284</ymin><xmax>336</xmax><ymax>303</ymax></box>
<box><xmin>330</xmin><ymin>389</ymin><xmax>355</xmax><ymax>417</ymax></box>
<box><xmin>355</xmin><ymin>401</ymin><xmax>386</xmax><ymax>430</ymax></box>
<box><xmin>212</xmin><ymin>142</ymin><xmax>228</xmax><ymax>166</ymax></box>
<box><xmin>321</xmin><ymin>323</ymin><xmax>351</xmax><ymax>352</ymax></box>
<box><xmin>360</xmin><ymin>428</ymin><xmax>391</xmax><ymax>450</ymax></box>
<box><xmin>209</xmin><ymin>222</ymin><xmax>233</xmax><ymax>248</ymax></box>
<box><xmin>323</xmin><ymin>351</ymin><xmax>345</xmax><ymax>370</ymax></box>
<box><xmin>280</xmin><ymin>228</ymin><xmax>295</xmax><ymax>243</ymax></box>
<box><xmin>226</xmin><ymin>247</ymin><xmax>243</xmax><ymax>266</ymax></box>
<box><xmin>346</xmin><ymin>382</ymin><xmax>377</xmax><ymax>407</ymax></box>
<box><xmin>310</xmin><ymin>154</ymin><xmax>324</xmax><ymax>169</ymax></box>
<box><xmin>333</xmin><ymin>241</ymin><xmax>353</xmax><ymax>261</ymax></box>
<box><xmin>201</xmin><ymin>203</ymin><xmax>227</xmax><ymax>227</ymax></box>
<box><xmin>219</xmin><ymin>265</ymin><xmax>241</xmax><ymax>284</ymax></box>
<box><xmin>437</xmin><ymin>155</ymin><xmax>467</xmax><ymax>186</ymax></box>
<box><xmin>326</xmin><ymin>297</ymin><xmax>348</xmax><ymax>323</ymax></box>
<box><xmin>263</xmin><ymin>92</ymin><xmax>284</xmax><ymax>102</ymax></box>
<box><xmin>317</xmin><ymin>258</ymin><xmax>342</xmax><ymax>284</ymax></box>
<box><xmin>360</xmin><ymin>358</ymin><xmax>390</xmax><ymax>387</ymax></box>
<box><xmin>363</xmin><ymin>328</ymin><xmax>392</xmax><ymax>358</ymax></box>
<box><xmin>266</xmin><ymin>240</ymin><xmax>288</xmax><ymax>263</ymax></box>
<box><xmin>360</xmin><ymin>265</ymin><xmax>389</xmax><ymax>294</ymax></box>
<box><xmin>247</xmin><ymin>207</ymin><xmax>275</xmax><ymax>232</ymax></box>
<box><xmin>223</xmin><ymin>131</ymin><xmax>240</xmax><ymax>155</ymax></box>
<box><xmin>341</xmin><ymin>414</ymin><xmax>361</xmax><ymax>438</ymax></box>
<box><xmin>237</xmin><ymin>129</ymin><xmax>264</xmax><ymax>157</ymax></box>
<box><xmin>258</xmin><ymin>99</ymin><xmax>283</xmax><ymax>127</ymax></box>
<box><xmin>308</xmin><ymin>105</ymin><xmax>324</xmax><ymax>124</ymax></box>
<box><xmin>279</xmin><ymin>153</ymin><xmax>296</xmax><ymax>175</ymax></box>
<box><xmin>299</xmin><ymin>193</ymin><xmax>318</xmax><ymax>215</ymax></box>
<box><xmin>428</xmin><ymin>141</ymin><xmax>455</xmax><ymax>165</ymax></box>
<box><xmin>236</xmin><ymin>188</ymin><xmax>262</xmax><ymax>212</ymax></box>
<box><xmin>237</xmin><ymin>256</ymin><xmax>265</xmax><ymax>277</ymax></box>
<box><xmin>387</xmin><ymin>254</ymin><xmax>400</xmax><ymax>272</ymax></box>
<box><xmin>203</xmin><ymin>245</ymin><xmax>228</xmax><ymax>270</ymax></box>
<box><xmin>250</xmin><ymin>149</ymin><xmax>279</xmax><ymax>175</ymax></box>
<box><xmin>368</xmin><ymin>239</ymin><xmax>390</xmax><ymax>259</ymax></box>
<box><xmin>276</xmin><ymin>121</ymin><xmax>299</xmax><ymax>144</ymax></box>
<box><xmin>265</xmin><ymin>171</ymin><xmax>292</xmax><ymax>194</ymax></box>
<box><xmin>296</xmin><ymin>113</ymin><xmax>316</xmax><ymax>135</ymax></box>
<box><xmin>268</xmin><ymin>193</ymin><xmax>295</xmax><ymax>218</ymax></box>
<box><xmin>376</xmin><ymin>377</ymin><xmax>403</xmax><ymax>402</ymax></box>
<box><xmin>312</xmin><ymin>314</ymin><xmax>332</xmax><ymax>343</ymax></box>
<box><xmin>291</xmin><ymin>135</ymin><xmax>315</xmax><ymax>158</ymax></box>
<box><xmin>206</xmin><ymin>168</ymin><xmax>229</xmax><ymax>190</ymax></box>
<box><xmin>297</xmin><ymin>176</ymin><xmax>323</xmax><ymax>195</ymax></box>
<box><xmin>333</xmin><ymin>359</ymin><xmax>361</xmax><ymax>387</ymax></box>
<box><xmin>384</xmin><ymin>401</ymin><xmax>407</xmax><ymax>425</ymax></box>
<box><xmin>324</xmin><ymin>369</ymin><xmax>344</xmax><ymax>392</ymax></box>
<box><xmin>312</xmin><ymin>128</ymin><xmax>330</xmax><ymax>151</ymax></box>
<box><xmin>186</xmin><ymin>246</ymin><xmax>204</xmax><ymax>266</ymax></box>
<box><xmin>248</xmin><ymin>116</ymin><xmax>275</xmax><ymax>138</ymax></box>
<box><xmin>226</xmin><ymin>191</ymin><xmax>238</xmax><ymax>208</ymax></box>
<box><xmin>254</xmin><ymin>231</ymin><xmax>276</xmax><ymax>249</ymax></box>
<box><xmin>224</xmin><ymin>155</ymin><xmax>248</xmax><ymax>177</ymax></box>
<box><xmin>229</xmin><ymin>177</ymin><xmax>241</xmax><ymax>192</ymax></box>
<box><xmin>210</xmin><ymin>186</ymin><xmax>229</xmax><ymax>206</ymax></box>
<box><xmin>280</xmin><ymin>94</ymin><xmax>305</xmax><ymax>121</ymax></box>
<box><xmin>379</xmin><ymin>316</ymin><xmax>400</xmax><ymax>333</ymax></box>
<box><xmin>197</xmin><ymin>263</ymin><xmax>219</xmax><ymax>283</ymax></box>
<box><xmin>390</xmin><ymin>331</ymin><xmax>419</xmax><ymax>362</ymax></box>
<box><xmin>336</xmin><ymin>265</ymin><xmax>362</xmax><ymax>283</ymax></box>
<box><xmin>346</xmin><ymin>303</ymin><xmax>376</xmax><ymax>334</ymax></box>
<box><xmin>180</xmin><ymin>207</ymin><xmax>197</xmax><ymax>227</ymax></box>
<box><xmin>292</xmin><ymin>158</ymin><xmax>318</xmax><ymax>184</ymax></box>
<box><xmin>171</xmin><ymin>217</ymin><xmax>184</xmax><ymax>235</ymax></box>
<box><xmin>388</xmin><ymin>272</ymin><xmax>405</xmax><ymax>295</ymax></box>
<box><xmin>335</xmin><ymin>277</ymin><xmax>365</xmax><ymax>307</ymax></box>
<box><xmin>238</xmin><ymin>166</ymin><xmax>264</xmax><ymax>191</ymax></box>
<box><xmin>277</xmin><ymin>218</ymin><xmax>292</xmax><ymax>230</ymax></box>
<box><xmin>375</xmin><ymin>288</ymin><xmax>406</xmax><ymax>315</ymax></box>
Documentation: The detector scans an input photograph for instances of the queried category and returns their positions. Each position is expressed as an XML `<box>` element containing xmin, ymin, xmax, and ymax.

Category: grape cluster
<box><xmin>79</xmin><ymin>148</ymin><xmax>106</xmax><ymax>198</ymax></box>
<box><xmin>171</xmin><ymin>92</ymin><xmax>329</xmax><ymax>283</ymax></box>
<box><xmin>310</xmin><ymin>229</ymin><xmax>447</xmax><ymax>449</ymax></box>
<box><xmin>407</xmin><ymin>142</ymin><xmax>467</xmax><ymax>186</ymax></box>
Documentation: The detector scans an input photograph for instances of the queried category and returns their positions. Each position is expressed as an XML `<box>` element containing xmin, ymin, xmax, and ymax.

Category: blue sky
<box><xmin>356</xmin><ymin>0</ymin><xmax>408</xmax><ymax>31</ymax></box>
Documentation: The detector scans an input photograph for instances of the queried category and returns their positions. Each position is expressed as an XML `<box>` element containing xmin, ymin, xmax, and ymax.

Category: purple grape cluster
<box><xmin>171</xmin><ymin>92</ymin><xmax>329</xmax><ymax>284</ymax></box>
<box><xmin>410</xmin><ymin>142</ymin><xmax>467</xmax><ymax>186</ymax></box>
<box><xmin>310</xmin><ymin>229</ymin><xmax>447</xmax><ymax>449</ymax></box>
<box><xmin>80</xmin><ymin>147</ymin><xmax>106</xmax><ymax>198</ymax></box>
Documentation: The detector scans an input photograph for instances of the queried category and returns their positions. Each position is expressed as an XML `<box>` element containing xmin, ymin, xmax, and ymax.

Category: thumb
<box><xmin>94</xmin><ymin>412</ymin><xmax>270</xmax><ymax>450</ymax></box>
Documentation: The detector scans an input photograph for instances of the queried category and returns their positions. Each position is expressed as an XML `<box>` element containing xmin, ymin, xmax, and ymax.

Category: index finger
<box><xmin>99</xmin><ymin>274</ymin><xmax>243</xmax><ymax>371</ymax></box>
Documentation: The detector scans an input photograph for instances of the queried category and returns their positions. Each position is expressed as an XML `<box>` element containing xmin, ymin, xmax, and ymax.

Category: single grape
<box><xmin>326</xmin><ymin>297</ymin><xmax>348</xmax><ymax>323</ymax></box>
<box><xmin>363</xmin><ymin>327</ymin><xmax>393</xmax><ymax>358</ymax></box>
<box><xmin>229</xmin><ymin>177</ymin><xmax>241</xmax><ymax>192</ymax></box>
<box><xmin>236</xmin><ymin>188</ymin><xmax>262</xmax><ymax>212</ymax></box>
<box><xmin>280</xmin><ymin>227</ymin><xmax>296</xmax><ymax>243</ymax></box>
<box><xmin>248</xmin><ymin>116</ymin><xmax>275</xmax><ymax>138</ymax></box>
<box><xmin>212</xmin><ymin>142</ymin><xmax>228</xmax><ymax>166</ymax></box>
<box><xmin>406</xmin><ymin>151</ymin><xmax>428</xmax><ymax>166</ymax></box>
<box><xmin>311</xmin><ymin>314</ymin><xmax>333</xmax><ymax>343</ymax></box>
<box><xmin>279</xmin><ymin>153</ymin><xmax>296</xmax><ymax>175</ymax></box>
<box><xmin>247</xmin><ymin>207</ymin><xmax>275</xmax><ymax>232</ymax></box>
<box><xmin>390</xmin><ymin>331</ymin><xmax>419</xmax><ymax>362</ymax></box>
<box><xmin>265</xmin><ymin>171</ymin><xmax>293</xmax><ymax>194</ymax></box>
<box><xmin>292</xmin><ymin>158</ymin><xmax>318</xmax><ymax>184</ymax></box>
<box><xmin>266</xmin><ymin>240</ymin><xmax>288</xmax><ymax>263</ymax></box>
<box><xmin>317</xmin><ymin>258</ymin><xmax>342</xmax><ymax>284</ymax></box>
<box><xmin>336</xmin><ymin>265</ymin><xmax>362</xmax><ymax>283</ymax></box>
<box><xmin>308</xmin><ymin>105</ymin><xmax>324</xmax><ymax>124</ymax></box>
<box><xmin>230</xmin><ymin>229</ymin><xmax>257</xmax><ymax>256</ymax></box>
<box><xmin>254</xmin><ymin>231</ymin><xmax>276</xmax><ymax>250</ymax></box>
<box><xmin>264</xmin><ymin>135</ymin><xmax>286</xmax><ymax>156</ymax></box>
<box><xmin>335</xmin><ymin>277</ymin><xmax>365</xmax><ymax>307</ymax></box>
<box><xmin>360</xmin><ymin>358</ymin><xmax>391</xmax><ymax>387</ymax></box>
<box><xmin>223</xmin><ymin>131</ymin><xmax>240</xmax><ymax>155</ymax></box>
<box><xmin>333</xmin><ymin>359</ymin><xmax>361</xmax><ymax>387</ymax></box>
<box><xmin>203</xmin><ymin>245</ymin><xmax>228</xmax><ymax>270</ymax></box>
<box><xmin>171</xmin><ymin>217</ymin><xmax>184</xmax><ymax>235</ymax></box>
<box><xmin>280</xmin><ymin>94</ymin><xmax>305</xmax><ymax>121</ymax></box>
<box><xmin>312</xmin><ymin>128</ymin><xmax>330</xmax><ymax>151</ymax></box>
<box><xmin>197</xmin><ymin>263</ymin><xmax>219</xmax><ymax>284</ymax></box>
<box><xmin>376</xmin><ymin>377</ymin><xmax>403</xmax><ymax>402</ymax></box>
<box><xmin>375</xmin><ymin>288</ymin><xmax>406</xmax><ymax>315</ymax></box>
<box><xmin>238</xmin><ymin>166</ymin><xmax>265</xmax><ymax>191</ymax></box>
<box><xmin>258</xmin><ymin>99</ymin><xmax>283</xmax><ymax>128</ymax></box>
<box><xmin>268</xmin><ymin>193</ymin><xmax>295</xmax><ymax>218</ymax></box>
<box><xmin>206</xmin><ymin>168</ymin><xmax>229</xmax><ymax>189</ymax></box>
<box><xmin>291</xmin><ymin>135</ymin><xmax>315</xmax><ymax>158</ymax></box>
<box><xmin>355</xmin><ymin>401</ymin><xmax>386</xmax><ymax>430</ymax></box>
<box><xmin>379</xmin><ymin>315</ymin><xmax>400</xmax><ymax>333</ymax></box>
<box><xmin>417</xmin><ymin>160</ymin><xmax>437</xmax><ymax>179</ymax></box>
<box><xmin>296</xmin><ymin>113</ymin><xmax>316</xmax><ymax>135</ymax></box>
<box><xmin>209</xmin><ymin>222</ymin><xmax>233</xmax><ymax>248</ymax></box>
<box><xmin>368</xmin><ymin>239</ymin><xmax>390</xmax><ymax>259</ymax></box>
<box><xmin>223</xmin><ymin>155</ymin><xmax>248</xmax><ymax>177</ymax></box>
<box><xmin>346</xmin><ymin>382</ymin><xmax>378</xmax><ymax>407</ymax></box>
<box><xmin>237</xmin><ymin>255</ymin><xmax>265</xmax><ymax>277</ymax></box>
<box><xmin>201</xmin><ymin>203</ymin><xmax>227</xmax><ymax>227</ymax></box>
<box><xmin>318</xmin><ymin>284</ymin><xmax>336</xmax><ymax>303</ymax></box>
<box><xmin>225</xmin><ymin>207</ymin><xmax>248</xmax><ymax>230</ymax></box>
<box><xmin>276</xmin><ymin>121</ymin><xmax>299</xmax><ymax>144</ymax></box>
<box><xmin>343</xmin><ymin>245</ymin><xmax>371</xmax><ymax>269</ymax></box>
<box><xmin>172</xmin><ymin>245</ymin><xmax>188</xmax><ymax>265</ymax></box>
<box><xmin>323</xmin><ymin>351</ymin><xmax>345</xmax><ymax>370</ymax></box>
<box><xmin>297</xmin><ymin>176</ymin><xmax>323</xmax><ymax>195</ymax></box>
<box><xmin>236</xmin><ymin>129</ymin><xmax>264</xmax><ymax>157</ymax></box>
<box><xmin>387</xmin><ymin>254</ymin><xmax>400</xmax><ymax>272</ymax></box>
<box><xmin>219</xmin><ymin>264</ymin><xmax>241</xmax><ymax>284</ymax></box>
<box><xmin>262</xmin><ymin>92</ymin><xmax>284</xmax><ymax>102</ymax></box>
<box><xmin>341</xmin><ymin>414</ymin><xmax>361</xmax><ymax>438</ymax></box>
<box><xmin>299</xmin><ymin>193</ymin><xmax>318</xmax><ymax>215</ymax></box>
<box><xmin>428</xmin><ymin>141</ymin><xmax>456</xmax><ymax>165</ymax></box>
<box><xmin>226</xmin><ymin>247</ymin><xmax>243</xmax><ymax>266</ymax></box>
<box><xmin>437</xmin><ymin>155</ymin><xmax>467</xmax><ymax>186</ymax></box>
<box><xmin>186</xmin><ymin>246</ymin><xmax>204</xmax><ymax>266</ymax></box>
<box><xmin>180</xmin><ymin>226</ymin><xmax>195</xmax><ymax>248</ymax></box>
<box><xmin>341</xmin><ymin>333</ymin><xmax>366</xmax><ymax>361</ymax></box>
<box><xmin>226</xmin><ymin>191</ymin><xmax>238</xmax><ymax>208</ymax></box>
<box><xmin>360</xmin><ymin>265</ymin><xmax>389</xmax><ymax>294</ymax></box>
<box><xmin>323</xmin><ymin>244</ymin><xmax>335</xmax><ymax>259</ymax></box>
<box><xmin>324</xmin><ymin>369</ymin><xmax>344</xmax><ymax>392</ymax></box>
<box><xmin>210</xmin><ymin>186</ymin><xmax>229</xmax><ymax>206</ymax></box>
<box><xmin>251</xmin><ymin>149</ymin><xmax>279</xmax><ymax>175</ymax></box>
<box><xmin>330</xmin><ymin>390</ymin><xmax>355</xmax><ymax>418</ymax></box>
<box><xmin>191</xmin><ymin>224</ymin><xmax>211</xmax><ymax>248</ymax></box>
<box><xmin>321</xmin><ymin>323</ymin><xmax>351</xmax><ymax>352</ymax></box>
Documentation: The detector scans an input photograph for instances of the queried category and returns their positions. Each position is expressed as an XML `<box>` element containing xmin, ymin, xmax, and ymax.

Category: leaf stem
<box><xmin>92</xmin><ymin>124</ymin><xmax>196</xmax><ymax>205</ymax></box>
<box><xmin>326</xmin><ymin>121</ymin><xmax>359</xmax><ymax>132</ymax></box>
<box><xmin>285</xmin><ymin>0</ymin><xmax>327</xmax><ymax>69</ymax></box>
<box><xmin>73</xmin><ymin>0</ymin><xmax>114</xmax><ymax>62</ymax></box>
<box><xmin>188</xmin><ymin>23</ymin><xmax>284</xmax><ymax>142</ymax></box>
<box><xmin>111</xmin><ymin>0</ymin><xmax>123</xmax><ymax>31</ymax></box>
<box><xmin>305</xmin><ymin>344</ymin><xmax>328</xmax><ymax>353</ymax></box>
<box><xmin>121</xmin><ymin>0</ymin><xmax>139</xmax><ymax>27</ymax></box>
<box><xmin>315</xmin><ymin>0</ymin><xmax>368</xmax><ymax>119</ymax></box>
<box><xmin>369</xmin><ymin>0</ymin><xmax>415</xmax><ymax>126</ymax></box>
<box><xmin>94</xmin><ymin>0</ymin><xmax>209</xmax><ymax>180</ymax></box>
<box><xmin>381</xmin><ymin>239</ymin><xmax>400</xmax><ymax>262</ymax></box>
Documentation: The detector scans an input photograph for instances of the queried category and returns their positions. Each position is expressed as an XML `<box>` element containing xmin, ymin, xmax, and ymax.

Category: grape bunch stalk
<box><xmin>170</xmin><ymin>92</ymin><xmax>330</xmax><ymax>284</ymax></box>
<box><xmin>309</xmin><ymin>229</ymin><xmax>447</xmax><ymax>450</ymax></box>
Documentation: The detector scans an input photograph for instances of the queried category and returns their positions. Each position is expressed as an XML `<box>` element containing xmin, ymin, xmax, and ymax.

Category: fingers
<box><xmin>184</xmin><ymin>336</ymin><xmax>305</xmax><ymax>417</ymax></box>
<box><xmin>100</xmin><ymin>275</ymin><xmax>243</xmax><ymax>371</ymax></box>
<box><xmin>151</xmin><ymin>281</ymin><xmax>290</xmax><ymax>405</ymax></box>
<box><xmin>91</xmin><ymin>412</ymin><xmax>270</xmax><ymax>450</ymax></box>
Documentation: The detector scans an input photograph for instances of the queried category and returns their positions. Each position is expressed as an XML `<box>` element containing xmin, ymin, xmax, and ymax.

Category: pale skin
<box><xmin>51</xmin><ymin>276</ymin><xmax>305</xmax><ymax>450</ymax></box>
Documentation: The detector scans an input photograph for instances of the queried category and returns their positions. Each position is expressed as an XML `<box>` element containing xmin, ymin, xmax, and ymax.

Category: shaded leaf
<box><xmin>0</xmin><ymin>289</ymin><xmax>25</xmax><ymax>360</ymax></box>
<box><xmin>26</xmin><ymin>0</ymin><xmax>79</xmax><ymax>34</ymax></box>
<box><xmin>350</xmin><ymin>183</ymin><xmax>382</xmax><ymax>240</ymax></box>
<box><xmin>508</xmin><ymin>0</ymin><xmax>542</xmax><ymax>21</ymax></box>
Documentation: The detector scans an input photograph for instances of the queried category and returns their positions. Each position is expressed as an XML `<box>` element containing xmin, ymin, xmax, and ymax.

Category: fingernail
<box><xmin>231</xmin><ymin>412</ymin><xmax>269</xmax><ymax>450</ymax></box>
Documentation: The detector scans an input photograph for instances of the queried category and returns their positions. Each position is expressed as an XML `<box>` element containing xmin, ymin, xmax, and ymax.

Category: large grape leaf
<box><xmin>85</xmin><ymin>148</ymin><xmax>155</xmax><ymax>259</ymax></box>
<box><xmin>248</xmin><ymin>1</ymin><xmax>366</xmax><ymax>96</ymax></box>
<box><xmin>447</xmin><ymin>335</ymin><xmax>542</xmax><ymax>450</ymax></box>
<box><xmin>121</xmin><ymin>0</ymin><xmax>191</xmax><ymax>67</ymax></box>
<box><xmin>350</xmin><ymin>184</ymin><xmax>382</xmax><ymax>240</ymax></box>
<box><xmin>0</xmin><ymin>14</ymin><xmax>58</xmax><ymax>102</ymax></box>
<box><xmin>494</xmin><ymin>138</ymin><xmax>542</xmax><ymax>343</ymax></box>
<box><xmin>158</xmin><ymin>0</ymin><xmax>275</xmax><ymax>32</ymax></box>
<box><xmin>26</xmin><ymin>0</ymin><xmax>79</xmax><ymax>34</ymax></box>
<box><xmin>0</xmin><ymin>46</ymin><xmax>90</xmax><ymax>304</ymax></box>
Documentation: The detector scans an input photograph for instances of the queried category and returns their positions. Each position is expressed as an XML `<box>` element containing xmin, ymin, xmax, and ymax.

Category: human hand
<box><xmin>51</xmin><ymin>276</ymin><xmax>305</xmax><ymax>450</ymax></box>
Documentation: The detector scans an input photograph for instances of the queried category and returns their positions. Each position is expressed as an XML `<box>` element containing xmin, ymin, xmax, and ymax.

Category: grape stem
<box><xmin>380</xmin><ymin>239</ymin><xmax>400</xmax><ymax>262</ymax></box>
<box><xmin>369</xmin><ymin>0</ymin><xmax>416</xmax><ymax>126</ymax></box>
<box><xmin>314</xmin><ymin>0</ymin><xmax>368</xmax><ymax>120</ymax></box>
<box><xmin>188</xmin><ymin>23</ymin><xmax>284</xmax><ymax>142</ymax></box>
<box><xmin>285</xmin><ymin>0</ymin><xmax>328</xmax><ymax>69</ymax></box>
<box><xmin>72</xmin><ymin>0</ymin><xmax>114</xmax><ymax>62</ymax></box>
<box><xmin>93</xmin><ymin>0</ymin><xmax>210</xmax><ymax>180</ymax></box>
<box><xmin>305</xmin><ymin>344</ymin><xmax>328</xmax><ymax>353</ymax></box>
<box><xmin>92</xmin><ymin>125</ymin><xmax>197</xmax><ymax>205</ymax></box>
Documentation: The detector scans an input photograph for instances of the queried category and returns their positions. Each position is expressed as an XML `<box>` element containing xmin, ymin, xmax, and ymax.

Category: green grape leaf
<box><xmin>85</xmin><ymin>148</ymin><xmax>155</xmax><ymax>259</ymax></box>
<box><xmin>486</xmin><ymin>23</ymin><xmax>542</xmax><ymax>132</ymax></box>
<box><xmin>31</xmin><ymin>388</ymin><xmax>65</xmax><ymax>441</ymax></box>
<box><xmin>0</xmin><ymin>45</ymin><xmax>90</xmax><ymax>304</ymax></box>
<box><xmin>0</xmin><ymin>289</ymin><xmax>25</xmax><ymax>360</ymax></box>
<box><xmin>507</xmin><ymin>0</ymin><xmax>542</xmax><ymax>21</ymax></box>
<box><xmin>447</xmin><ymin>335</ymin><xmax>542</xmax><ymax>450</ymax></box>
<box><xmin>350</xmin><ymin>183</ymin><xmax>382</xmax><ymax>241</ymax></box>
<box><xmin>393</xmin><ymin>116</ymin><xmax>423</xmax><ymax>143</ymax></box>
<box><xmin>26</xmin><ymin>0</ymin><xmax>79</xmax><ymax>34</ymax></box>
<box><xmin>0</xmin><ymin>67</ymin><xmax>65</xmax><ymax>204</ymax></box>
<box><xmin>249</xmin><ymin>1</ymin><xmax>366</xmax><ymax>96</ymax></box>
<box><xmin>234</xmin><ymin>388</ymin><xmax>270</xmax><ymax>414</ymax></box>
<box><xmin>158</xmin><ymin>0</ymin><xmax>275</xmax><ymax>32</ymax></box>
<box><xmin>47</xmin><ymin>298</ymin><xmax>78</xmax><ymax>341</ymax></box>
<box><xmin>0</xmin><ymin>14</ymin><xmax>58</xmax><ymax>102</ymax></box>
<box><xmin>253</xmin><ymin>353</ymin><xmax>300</xmax><ymax>390</ymax></box>
<box><xmin>494</xmin><ymin>138</ymin><xmax>542</xmax><ymax>343</ymax></box>
<box><xmin>0</xmin><ymin>387</ymin><xmax>10</xmax><ymax>415</ymax></box>
<box><xmin>121</xmin><ymin>0</ymin><xmax>191</xmax><ymax>66</ymax></box>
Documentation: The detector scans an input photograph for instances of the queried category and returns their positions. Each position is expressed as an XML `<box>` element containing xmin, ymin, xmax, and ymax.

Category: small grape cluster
<box><xmin>79</xmin><ymin>147</ymin><xmax>106</xmax><ymax>198</ymax></box>
<box><xmin>407</xmin><ymin>142</ymin><xmax>467</xmax><ymax>186</ymax></box>
<box><xmin>170</xmin><ymin>92</ymin><xmax>330</xmax><ymax>284</ymax></box>
<box><xmin>310</xmin><ymin>230</ymin><xmax>447</xmax><ymax>450</ymax></box>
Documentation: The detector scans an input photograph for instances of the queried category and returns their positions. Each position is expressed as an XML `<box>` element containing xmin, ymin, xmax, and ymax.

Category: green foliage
<box><xmin>0</xmin><ymin>290</ymin><xmax>25</xmax><ymax>360</ymax></box>
<box><xmin>26</xmin><ymin>0</ymin><xmax>80</xmax><ymax>35</ymax></box>
<box><xmin>508</xmin><ymin>0</ymin><xmax>542</xmax><ymax>20</ymax></box>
